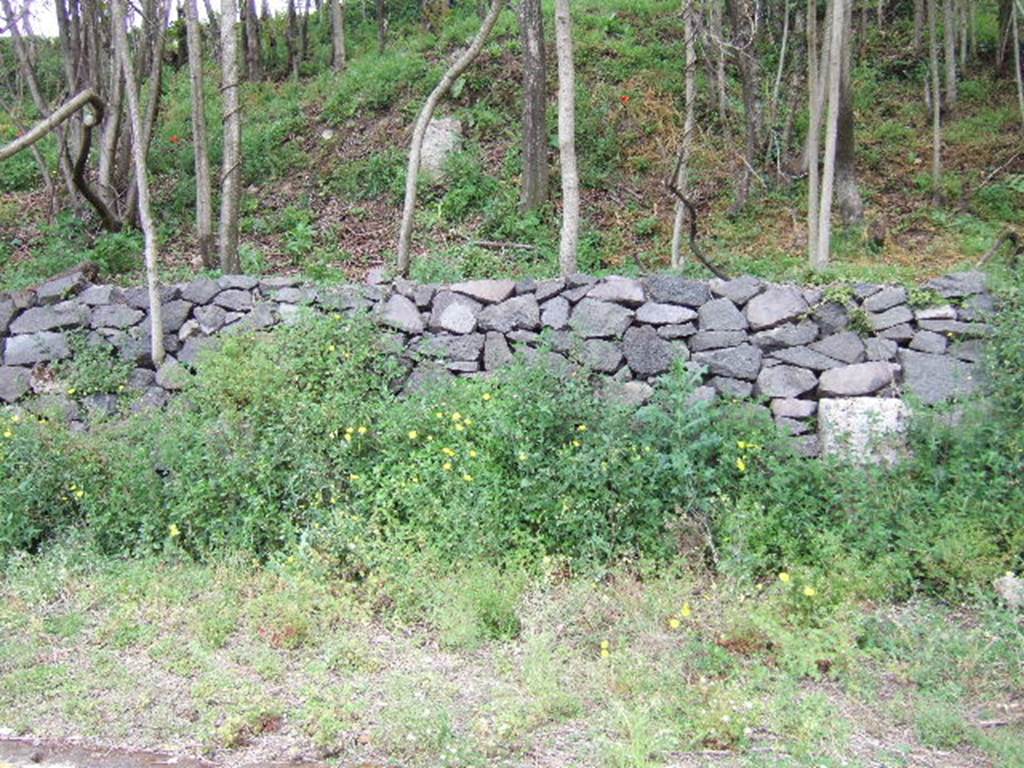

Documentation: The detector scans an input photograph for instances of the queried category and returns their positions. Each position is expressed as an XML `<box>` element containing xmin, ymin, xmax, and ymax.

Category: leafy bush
<box><xmin>92</xmin><ymin>230</ymin><xmax>143</xmax><ymax>276</ymax></box>
<box><xmin>55</xmin><ymin>333</ymin><xmax>134</xmax><ymax>397</ymax></box>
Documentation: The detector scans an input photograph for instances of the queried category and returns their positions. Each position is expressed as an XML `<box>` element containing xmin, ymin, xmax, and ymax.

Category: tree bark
<box><xmin>835</xmin><ymin>0</ymin><xmax>863</xmax><ymax>226</ymax></box>
<box><xmin>376</xmin><ymin>0</ymin><xmax>388</xmax><ymax>52</ymax></box>
<box><xmin>671</xmin><ymin>0</ymin><xmax>697</xmax><ymax>268</ymax></box>
<box><xmin>554</xmin><ymin>0</ymin><xmax>580</xmax><ymax>276</ymax></box>
<box><xmin>814</xmin><ymin>0</ymin><xmax>845</xmax><ymax>270</ymax></box>
<box><xmin>929</xmin><ymin>0</ymin><xmax>945</xmax><ymax>204</ymax></box>
<box><xmin>806</xmin><ymin>0</ymin><xmax>821</xmax><ymax>267</ymax></box>
<box><xmin>943</xmin><ymin>0</ymin><xmax>957</xmax><ymax>109</ymax></box>
<box><xmin>519</xmin><ymin>0</ymin><xmax>548</xmax><ymax>213</ymax></box>
<box><xmin>914</xmin><ymin>0</ymin><xmax>925</xmax><ymax>51</ymax></box>
<box><xmin>111</xmin><ymin>0</ymin><xmax>165</xmax><ymax>367</ymax></box>
<box><xmin>726</xmin><ymin>0</ymin><xmax>763</xmax><ymax>213</ymax></box>
<box><xmin>220</xmin><ymin>0</ymin><xmax>244</xmax><ymax>274</ymax></box>
<box><xmin>244</xmin><ymin>0</ymin><xmax>262</xmax><ymax>80</ymax></box>
<box><xmin>186</xmin><ymin>0</ymin><xmax>216</xmax><ymax>267</ymax></box>
<box><xmin>395</xmin><ymin>0</ymin><xmax>506</xmax><ymax>276</ymax></box>
<box><xmin>0</xmin><ymin>89</ymin><xmax>102</xmax><ymax>161</ymax></box>
<box><xmin>1014</xmin><ymin>0</ymin><xmax>1024</xmax><ymax>132</ymax></box>
<box><xmin>331</xmin><ymin>0</ymin><xmax>346</xmax><ymax>70</ymax></box>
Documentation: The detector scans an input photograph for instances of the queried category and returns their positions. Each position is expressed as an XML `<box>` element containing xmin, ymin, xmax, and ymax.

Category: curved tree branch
<box><xmin>665</xmin><ymin>148</ymin><xmax>729</xmax><ymax>280</ymax></box>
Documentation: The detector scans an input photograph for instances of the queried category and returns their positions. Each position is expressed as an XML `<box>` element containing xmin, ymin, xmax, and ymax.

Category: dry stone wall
<box><xmin>0</xmin><ymin>268</ymin><xmax>994</xmax><ymax>454</ymax></box>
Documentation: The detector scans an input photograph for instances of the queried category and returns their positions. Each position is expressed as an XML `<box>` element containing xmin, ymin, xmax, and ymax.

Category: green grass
<box><xmin>1</xmin><ymin>548</ymin><xmax>1021</xmax><ymax>765</ymax></box>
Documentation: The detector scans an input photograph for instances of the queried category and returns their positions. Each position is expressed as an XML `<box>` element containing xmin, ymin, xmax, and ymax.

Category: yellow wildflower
<box><xmin>344</xmin><ymin>434</ymin><xmax>352</xmax><ymax>443</ymax></box>
<box><xmin>357</xmin><ymin>425</ymin><xmax>368</xmax><ymax>435</ymax></box>
<box><xmin>345</xmin><ymin>427</ymin><xmax>354</xmax><ymax>434</ymax></box>
<box><xmin>518</xmin><ymin>452</ymin><xmax>528</xmax><ymax>461</ymax></box>
<box><xmin>408</xmin><ymin>430</ymin><xmax>418</xmax><ymax>440</ymax></box>
<box><xmin>803</xmin><ymin>585</ymin><xmax>817</xmax><ymax>597</ymax></box>
<box><xmin>778</xmin><ymin>571</ymin><xmax>791</xmax><ymax>584</ymax></box>
<box><xmin>168</xmin><ymin>524</ymin><xmax>180</xmax><ymax>538</ymax></box>
<box><xmin>601</xmin><ymin>649</ymin><xmax>610</xmax><ymax>658</ymax></box>
<box><xmin>349</xmin><ymin>474</ymin><xmax>360</xmax><ymax>481</ymax></box>
<box><xmin>482</xmin><ymin>393</ymin><xmax>492</xmax><ymax>401</ymax></box>
<box><xmin>577</xmin><ymin>424</ymin><xmax>588</xmax><ymax>432</ymax></box>
<box><xmin>2</xmin><ymin>430</ymin><xmax>10</xmax><ymax>439</ymax></box>
<box><xmin>11</xmin><ymin>414</ymin><xmax>20</xmax><ymax>423</ymax></box>
<box><xmin>469</xmin><ymin>450</ymin><xmax>478</xmax><ymax>458</ymax></box>
<box><xmin>669</xmin><ymin>618</ymin><xmax>681</xmax><ymax>629</ymax></box>
<box><xmin>462</xmin><ymin>474</ymin><xmax>473</xmax><ymax>482</ymax></box>
<box><xmin>452</xmin><ymin>412</ymin><xmax>462</xmax><ymax>421</ymax></box>
<box><xmin>67</xmin><ymin>387</ymin><xmax>76</xmax><ymax>395</ymax></box>
<box><xmin>464</xmin><ymin>418</ymin><xmax>473</xmax><ymax>427</ymax></box>
<box><xmin>736</xmin><ymin>457</ymin><xmax>747</xmax><ymax>472</ymax></box>
<box><xmin>455</xmin><ymin>423</ymin><xmax>465</xmax><ymax>432</ymax></box>
<box><xmin>74</xmin><ymin>489</ymin><xmax>84</xmax><ymax>499</ymax></box>
<box><xmin>572</xmin><ymin>439</ymin><xmax>581</xmax><ymax>448</ymax></box>
<box><xmin>443</xmin><ymin>447</ymin><xmax>456</xmax><ymax>456</ymax></box>
<box><xmin>435</xmin><ymin>411</ymin><xmax>444</xmax><ymax>419</ymax></box>
<box><xmin>680</xmin><ymin>602</ymin><xmax>692</xmax><ymax>618</ymax></box>
<box><xmin>443</xmin><ymin>462</ymin><xmax>453</xmax><ymax>471</ymax></box>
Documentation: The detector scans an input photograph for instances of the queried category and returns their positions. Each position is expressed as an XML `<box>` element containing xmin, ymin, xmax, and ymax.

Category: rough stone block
<box><xmin>818</xmin><ymin>397</ymin><xmax>909</xmax><ymax>465</ymax></box>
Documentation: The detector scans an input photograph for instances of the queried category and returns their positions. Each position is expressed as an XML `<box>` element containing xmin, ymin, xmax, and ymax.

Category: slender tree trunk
<box><xmin>726</xmin><ymin>0</ymin><xmax>763</xmax><ymax>212</ymax></box>
<box><xmin>186</xmin><ymin>0</ymin><xmax>216</xmax><ymax>267</ymax></box>
<box><xmin>1013</xmin><ymin>0</ymin><xmax>1023</xmax><ymax>131</ymax></box>
<box><xmin>814</xmin><ymin>0</ymin><xmax>845</xmax><ymax>270</ymax></box>
<box><xmin>835</xmin><ymin>0</ymin><xmax>863</xmax><ymax>225</ymax></box>
<box><xmin>244</xmin><ymin>0</ymin><xmax>263</xmax><ymax>81</ymax></box>
<box><xmin>943</xmin><ymin>0</ymin><xmax>957</xmax><ymax>109</ymax></box>
<box><xmin>331</xmin><ymin>0</ymin><xmax>346</xmax><ymax>70</ymax></box>
<box><xmin>111</xmin><ymin>0</ymin><xmax>165</xmax><ymax>367</ymax></box>
<box><xmin>287</xmin><ymin>0</ymin><xmax>300</xmax><ymax>78</ymax></box>
<box><xmin>806</xmin><ymin>0</ymin><xmax>821</xmax><ymax>267</ymax></box>
<box><xmin>396</xmin><ymin>0</ymin><xmax>506</xmax><ymax>276</ymax></box>
<box><xmin>376</xmin><ymin>0</ymin><xmax>388</xmax><ymax>52</ymax></box>
<box><xmin>710</xmin><ymin>0</ymin><xmax>729</xmax><ymax>120</ymax></box>
<box><xmin>98</xmin><ymin>59</ymin><xmax>124</xmax><ymax>215</ymax></box>
<box><xmin>554</xmin><ymin>0</ymin><xmax>579</xmax><ymax>276</ymax></box>
<box><xmin>519</xmin><ymin>0</ymin><xmax>548</xmax><ymax>213</ymax></box>
<box><xmin>220</xmin><ymin>0</ymin><xmax>243</xmax><ymax>274</ymax></box>
<box><xmin>202</xmin><ymin>0</ymin><xmax>221</xmax><ymax>54</ymax></box>
<box><xmin>672</xmin><ymin>0</ymin><xmax>697</xmax><ymax>268</ymax></box>
<box><xmin>928</xmin><ymin>0</ymin><xmax>945</xmax><ymax>204</ymax></box>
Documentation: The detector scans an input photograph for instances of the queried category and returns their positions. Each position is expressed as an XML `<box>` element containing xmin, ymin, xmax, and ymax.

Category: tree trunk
<box><xmin>331</xmin><ymin>0</ymin><xmax>346</xmax><ymax>70</ymax></box>
<box><xmin>917</xmin><ymin>0</ymin><xmax>925</xmax><ymax>51</ymax></box>
<box><xmin>726</xmin><ymin>0</ymin><xmax>763</xmax><ymax>213</ymax></box>
<box><xmin>814</xmin><ymin>0</ymin><xmax>845</xmax><ymax>270</ymax></box>
<box><xmin>554</xmin><ymin>0</ymin><xmax>580</xmax><ymax>276</ymax></box>
<box><xmin>710</xmin><ymin>0</ymin><xmax>729</xmax><ymax>120</ymax></box>
<box><xmin>806</xmin><ymin>0</ymin><xmax>821</xmax><ymax>267</ymax></box>
<box><xmin>1013</xmin><ymin>0</ymin><xmax>1023</xmax><ymax>131</ymax></box>
<box><xmin>186</xmin><ymin>0</ymin><xmax>216</xmax><ymax>267</ymax></box>
<box><xmin>928</xmin><ymin>0</ymin><xmax>944</xmax><ymax>204</ymax></box>
<box><xmin>671</xmin><ymin>0</ymin><xmax>697</xmax><ymax>268</ymax></box>
<box><xmin>943</xmin><ymin>0</ymin><xmax>957</xmax><ymax>109</ymax></box>
<box><xmin>244</xmin><ymin>0</ymin><xmax>263</xmax><ymax>80</ymax></box>
<box><xmin>376</xmin><ymin>0</ymin><xmax>388</xmax><ymax>52</ymax></box>
<box><xmin>287</xmin><ymin>0</ymin><xmax>300</xmax><ymax>78</ymax></box>
<box><xmin>519</xmin><ymin>0</ymin><xmax>548</xmax><ymax>213</ymax></box>
<box><xmin>111</xmin><ymin>0</ymin><xmax>165</xmax><ymax>367</ymax></box>
<box><xmin>220</xmin><ymin>0</ymin><xmax>243</xmax><ymax>274</ymax></box>
<box><xmin>395</xmin><ymin>0</ymin><xmax>506</xmax><ymax>275</ymax></box>
<box><xmin>202</xmin><ymin>0</ymin><xmax>221</xmax><ymax>54</ymax></box>
<box><xmin>835</xmin><ymin>0</ymin><xmax>863</xmax><ymax>226</ymax></box>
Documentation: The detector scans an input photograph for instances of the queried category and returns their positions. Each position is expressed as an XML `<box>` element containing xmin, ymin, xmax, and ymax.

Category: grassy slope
<box><xmin>2</xmin><ymin>549</ymin><xmax>1022</xmax><ymax>767</ymax></box>
<box><xmin>1</xmin><ymin>0</ymin><xmax>1022</xmax><ymax>291</ymax></box>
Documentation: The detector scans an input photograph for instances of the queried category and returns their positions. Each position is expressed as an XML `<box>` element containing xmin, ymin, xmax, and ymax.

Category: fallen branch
<box><xmin>977</xmin><ymin>229</ymin><xmax>1023</xmax><ymax>268</ymax></box>
<box><xmin>665</xmin><ymin>148</ymin><xmax>729</xmax><ymax>280</ymax></box>
<box><xmin>467</xmin><ymin>239</ymin><xmax>538</xmax><ymax>251</ymax></box>
<box><xmin>0</xmin><ymin>89</ymin><xmax>103</xmax><ymax>161</ymax></box>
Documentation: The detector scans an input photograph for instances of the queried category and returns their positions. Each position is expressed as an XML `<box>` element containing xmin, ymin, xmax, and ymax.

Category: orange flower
<box><xmin>620</xmin><ymin>94</ymin><xmax>631</xmax><ymax>105</ymax></box>
<box><xmin>170</xmin><ymin>134</ymin><xmax>182</xmax><ymax>144</ymax></box>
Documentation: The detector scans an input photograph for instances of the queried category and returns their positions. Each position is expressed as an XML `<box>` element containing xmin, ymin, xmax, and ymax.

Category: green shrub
<box><xmin>55</xmin><ymin>333</ymin><xmax>134</xmax><ymax>397</ymax></box>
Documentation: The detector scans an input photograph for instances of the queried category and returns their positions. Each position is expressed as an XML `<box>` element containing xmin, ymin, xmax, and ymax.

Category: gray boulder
<box><xmin>623</xmin><ymin>325</ymin><xmax>685</xmax><ymax>376</ymax></box>
<box><xmin>771</xmin><ymin>398</ymin><xmax>817</xmax><ymax>418</ymax></box>
<box><xmin>818</xmin><ymin>362</ymin><xmax>895</xmax><ymax>397</ymax></box>
<box><xmin>218</xmin><ymin>274</ymin><xmax>259</xmax><ymax>290</ymax></box>
<box><xmin>642</xmin><ymin>275</ymin><xmax>711</xmax><ymax>306</ymax></box>
<box><xmin>635</xmin><ymin>302</ymin><xmax>697</xmax><ymax>325</ymax></box>
<box><xmin>35</xmin><ymin>269</ymin><xmax>91</xmax><ymax>305</ymax></box>
<box><xmin>420</xmin><ymin>116</ymin><xmax>463</xmax><ymax>180</ymax></box>
<box><xmin>692</xmin><ymin>343</ymin><xmax>762</xmax><ymax>380</ymax></box>
<box><xmin>479</xmin><ymin>295</ymin><xmax>541</xmax><ymax>333</ymax></box>
<box><xmin>582</xmin><ymin>339</ymin><xmax>624</xmax><ymax>373</ymax></box>
<box><xmin>812</xmin><ymin>301</ymin><xmax>850</xmax><ymax>335</ymax></box>
<box><xmin>0</xmin><ymin>366</ymin><xmax>31</xmax><ymax>403</ymax></box>
<box><xmin>450</xmin><ymin>279</ymin><xmax>516</xmax><ymax>304</ymax></box>
<box><xmin>862</xmin><ymin>286</ymin><xmax>907</xmax><ymax>313</ymax></box>
<box><xmin>909</xmin><ymin>330</ymin><xmax>947</xmax><ymax>354</ymax></box>
<box><xmin>657</xmin><ymin>323</ymin><xmax>697</xmax><ymax>339</ymax></box>
<box><xmin>864</xmin><ymin>337</ymin><xmax>898</xmax><ymax>362</ymax></box>
<box><xmin>9</xmin><ymin>304</ymin><xmax>86</xmax><ymax>334</ymax></box>
<box><xmin>194</xmin><ymin>305</ymin><xmax>228</xmax><ymax>334</ymax></box>
<box><xmin>587</xmin><ymin>277</ymin><xmax>645</xmax><ymax>306</ymax></box>
<box><xmin>899</xmin><ymin>348</ymin><xmax>980</xmax><ymax>404</ymax></box>
<box><xmin>925</xmin><ymin>271</ymin><xmax>986</xmax><ymax>298</ymax></box>
<box><xmin>484</xmin><ymin>332</ymin><xmax>512</xmax><ymax>370</ymax></box>
<box><xmin>181</xmin><ymin>277</ymin><xmax>222</xmax><ymax>305</ymax></box>
<box><xmin>690</xmin><ymin>330</ymin><xmax>747</xmax><ymax>351</ymax></box>
<box><xmin>698</xmin><ymin>298</ymin><xmax>748</xmax><ymax>331</ymax></box>
<box><xmin>541</xmin><ymin>297</ymin><xmax>570</xmax><ymax>329</ymax></box>
<box><xmin>159</xmin><ymin>299</ymin><xmax>194</xmax><ymax>333</ymax></box>
<box><xmin>745</xmin><ymin>286</ymin><xmax>809</xmax><ymax>330</ymax></box>
<box><xmin>867</xmin><ymin>305</ymin><xmax>913</xmax><ymax>331</ymax></box>
<box><xmin>709</xmin><ymin>275</ymin><xmax>764</xmax><ymax>306</ymax></box>
<box><xmin>416</xmin><ymin>333</ymin><xmax>485</xmax><ymax>362</ymax></box>
<box><xmin>770</xmin><ymin>345</ymin><xmax>843</xmax><ymax>371</ymax></box>
<box><xmin>0</xmin><ymin>299</ymin><xmax>15</xmax><ymax>335</ymax></box>
<box><xmin>809</xmin><ymin>331</ymin><xmax>865</xmax><ymax>364</ymax></box>
<box><xmin>756</xmin><ymin>365</ymin><xmax>818</xmax><ymax>398</ymax></box>
<box><xmin>379</xmin><ymin>294</ymin><xmax>425</xmax><ymax>333</ymax></box>
<box><xmin>750</xmin><ymin>320</ymin><xmax>819</xmax><ymax>350</ymax></box>
<box><xmin>569</xmin><ymin>299</ymin><xmax>633</xmax><ymax>338</ymax></box>
<box><xmin>430</xmin><ymin>291</ymin><xmax>481</xmax><ymax>334</ymax></box>
<box><xmin>4</xmin><ymin>331</ymin><xmax>70</xmax><ymax>366</ymax></box>
<box><xmin>91</xmin><ymin>304</ymin><xmax>143</xmax><ymax>330</ymax></box>
<box><xmin>214</xmin><ymin>289</ymin><xmax>254</xmax><ymax>311</ymax></box>
<box><xmin>709</xmin><ymin>376</ymin><xmax>754</xmax><ymax>398</ymax></box>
